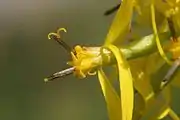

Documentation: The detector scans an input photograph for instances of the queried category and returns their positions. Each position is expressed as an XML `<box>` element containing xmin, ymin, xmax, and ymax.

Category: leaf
<box><xmin>104</xmin><ymin>0</ymin><xmax>134</xmax><ymax>45</ymax></box>
<box><xmin>128</xmin><ymin>57</ymin><xmax>155</xmax><ymax>105</ymax></box>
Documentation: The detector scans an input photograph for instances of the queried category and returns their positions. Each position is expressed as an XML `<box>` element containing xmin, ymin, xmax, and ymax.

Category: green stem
<box><xmin>101</xmin><ymin>32</ymin><xmax>171</xmax><ymax>65</ymax></box>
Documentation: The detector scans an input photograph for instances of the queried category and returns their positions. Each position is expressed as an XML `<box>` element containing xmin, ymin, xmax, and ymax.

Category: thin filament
<box><xmin>150</xmin><ymin>3</ymin><xmax>172</xmax><ymax>65</ymax></box>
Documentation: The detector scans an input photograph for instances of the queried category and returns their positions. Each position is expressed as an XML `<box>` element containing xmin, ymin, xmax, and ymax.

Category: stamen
<box><xmin>160</xmin><ymin>57</ymin><xmax>180</xmax><ymax>88</ymax></box>
<box><xmin>44</xmin><ymin>67</ymin><xmax>75</xmax><ymax>82</ymax></box>
<box><xmin>47</xmin><ymin>28</ymin><xmax>76</xmax><ymax>54</ymax></box>
<box><xmin>57</xmin><ymin>28</ymin><xmax>67</xmax><ymax>34</ymax></box>
<box><xmin>167</xmin><ymin>17</ymin><xmax>178</xmax><ymax>42</ymax></box>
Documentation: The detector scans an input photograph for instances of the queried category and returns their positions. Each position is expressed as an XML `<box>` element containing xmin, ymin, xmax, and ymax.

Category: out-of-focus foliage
<box><xmin>97</xmin><ymin>0</ymin><xmax>180</xmax><ymax>120</ymax></box>
<box><xmin>46</xmin><ymin>0</ymin><xmax>180</xmax><ymax>120</ymax></box>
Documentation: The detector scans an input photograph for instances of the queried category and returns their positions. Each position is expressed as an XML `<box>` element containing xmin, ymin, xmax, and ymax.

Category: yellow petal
<box><xmin>98</xmin><ymin>68</ymin><xmax>122</xmax><ymax>120</ymax></box>
<box><xmin>168</xmin><ymin>108</ymin><xmax>180</xmax><ymax>120</ymax></box>
<box><xmin>106</xmin><ymin>44</ymin><xmax>134</xmax><ymax>120</ymax></box>
<box><xmin>150</xmin><ymin>3</ymin><xmax>172</xmax><ymax>65</ymax></box>
<box><xmin>104</xmin><ymin>0</ymin><xmax>134</xmax><ymax>45</ymax></box>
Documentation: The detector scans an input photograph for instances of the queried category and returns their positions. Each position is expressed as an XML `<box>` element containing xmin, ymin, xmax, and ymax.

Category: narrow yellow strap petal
<box><xmin>147</xmin><ymin>99</ymin><xmax>169</xmax><ymax>120</ymax></box>
<box><xmin>104</xmin><ymin>0</ymin><xmax>134</xmax><ymax>45</ymax></box>
<box><xmin>150</xmin><ymin>3</ymin><xmax>172</xmax><ymax>65</ymax></box>
<box><xmin>168</xmin><ymin>108</ymin><xmax>180</xmax><ymax>120</ymax></box>
<box><xmin>156</xmin><ymin>107</ymin><xmax>180</xmax><ymax>120</ymax></box>
<box><xmin>158</xmin><ymin>107</ymin><xmax>170</xmax><ymax>119</ymax></box>
<box><xmin>106</xmin><ymin>44</ymin><xmax>134</xmax><ymax>120</ymax></box>
<box><xmin>98</xmin><ymin>68</ymin><xmax>122</xmax><ymax>120</ymax></box>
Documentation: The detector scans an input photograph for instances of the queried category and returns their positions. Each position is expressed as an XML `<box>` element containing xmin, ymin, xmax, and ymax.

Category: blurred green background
<box><xmin>0</xmin><ymin>0</ymin><xmax>118</xmax><ymax>120</ymax></box>
<box><xmin>1</xmin><ymin>0</ymin><xmax>180</xmax><ymax>120</ymax></box>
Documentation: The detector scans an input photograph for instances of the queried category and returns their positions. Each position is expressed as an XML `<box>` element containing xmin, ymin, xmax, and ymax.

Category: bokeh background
<box><xmin>0</xmin><ymin>0</ymin><xmax>118</xmax><ymax>120</ymax></box>
<box><xmin>1</xmin><ymin>0</ymin><xmax>180</xmax><ymax>120</ymax></box>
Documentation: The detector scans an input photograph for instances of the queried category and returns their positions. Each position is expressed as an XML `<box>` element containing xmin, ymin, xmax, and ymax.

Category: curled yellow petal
<box><xmin>104</xmin><ymin>44</ymin><xmax>134</xmax><ymax>120</ymax></box>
